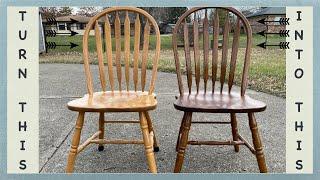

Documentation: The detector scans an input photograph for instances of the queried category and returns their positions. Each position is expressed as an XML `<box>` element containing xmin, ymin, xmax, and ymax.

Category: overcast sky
<box><xmin>67</xmin><ymin>6</ymin><xmax>258</xmax><ymax>15</ymax></box>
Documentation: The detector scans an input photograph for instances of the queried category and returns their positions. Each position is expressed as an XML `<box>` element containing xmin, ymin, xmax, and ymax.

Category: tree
<box><xmin>165</xmin><ymin>7</ymin><xmax>188</xmax><ymax>23</ymax></box>
<box><xmin>40</xmin><ymin>7</ymin><xmax>59</xmax><ymax>18</ymax></box>
<box><xmin>208</xmin><ymin>9</ymin><xmax>230</xmax><ymax>27</ymax></box>
<box><xmin>76</xmin><ymin>7</ymin><xmax>100</xmax><ymax>17</ymax></box>
<box><xmin>58</xmin><ymin>7</ymin><xmax>73</xmax><ymax>16</ymax></box>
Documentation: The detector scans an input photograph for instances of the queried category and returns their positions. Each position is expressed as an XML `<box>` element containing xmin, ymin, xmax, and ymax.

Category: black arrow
<box><xmin>45</xmin><ymin>30</ymin><xmax>79</xmax><ymax>37</ymax></box>
<box><xmin>257</xmin><ymin>30</ymin><xmax>290</xmax><ymax>37</ymax></box>
<box><xmin>257</xmin><ymin>42</ymin><xmax>290</xmax><ymax>49</ymax></box>
<box><xmin>258</xmin><ymin>18</ymin><xmax>290</xmax><ymax>25</ymax></box>
<box><xmin>46</xmin><ymin>17</ymin><xmax>57</xmax><ymax>25</ymax></box>
<box><xmin>69</xmin><ymin>18</ymin><xmax>79</xmax><ymax>24</ymax></box>
<box><xmin>46</xmin><ymin>42</ymin><xmax>79</xmax><ymax>49</ymax></box>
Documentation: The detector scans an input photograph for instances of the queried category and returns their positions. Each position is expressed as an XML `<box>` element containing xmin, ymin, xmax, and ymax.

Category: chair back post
<box><xmin>82</xmin><ymin>7</ymin><xmax>161</xmax><ymax>97</ymax></box>
<box><xmin>172</xmin><ymin>7</ymin><xmax>252</xmax><ymax>97</ymax></box>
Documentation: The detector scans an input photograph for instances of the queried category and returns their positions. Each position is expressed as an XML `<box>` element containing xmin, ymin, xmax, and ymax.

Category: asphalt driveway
<box><xmin>39</xmin><ymin>64</ymin><xmax>285</xmax><ymax>173</ymax></box>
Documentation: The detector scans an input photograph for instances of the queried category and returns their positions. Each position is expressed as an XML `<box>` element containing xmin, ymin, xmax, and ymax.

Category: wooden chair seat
<box><xmin>174</xmin><ymin>92</ymin><xmax>266</xmax><ymax>113</ymax></box>
<box><xmin>68</xmin><ymin>91</ymin><xmax>157</xmax><ymax>112</ymax></box>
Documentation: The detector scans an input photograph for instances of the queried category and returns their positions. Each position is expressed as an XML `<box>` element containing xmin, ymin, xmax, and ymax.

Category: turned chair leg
<box><xmin>230</xmin><ymin>113</ymin><xmax>240</xmax><ymax>152</ymax></box>
<box><xmin>98</xmin><ymin>112</ymin><xmax>105</xmax><ymax>151</ymax></box>
<box><xmin>144</xmin><ymin>111</ymin><xmax>159</xmax><ymax>152</ymax></box>
<box><xmin>174</xmin><ymin>112</ymin><xmax>192</xmax><ymax>173</ymax></box>
<box><xmin>176</xmin><ymin>112</ymin><xmax>187</xmax><ymax>152</ymax></box>
<box><xmin>248</xmin><ymin>112</ymin><xmax>268</xmax><ymax>173</ymax></box>
<box><xmin>139</xmin><ymin>112</ymin><xmax>157</xmax><ymax>173</ymax></box>
<box><xmin>66</xmin><ymin>112</ymin><xmax>85</xmax><ymax>173</ymax></box>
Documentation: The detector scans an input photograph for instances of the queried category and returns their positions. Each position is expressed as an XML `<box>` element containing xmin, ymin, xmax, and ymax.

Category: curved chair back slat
<box><xmin>172</xmin><ymin>7</ymin><xmax>252</xmax><ymax>96</ymax></box>
<box><xmin>83</xmin><ymin>7</ymin><xmax>161</xmax><ymax>96</ymax></box>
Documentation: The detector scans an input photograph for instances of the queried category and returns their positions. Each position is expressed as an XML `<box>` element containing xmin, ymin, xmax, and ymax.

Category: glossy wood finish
<box><xmin>184</xmin><ymin>20</ymin><xmax>192</xmax><ymax>94</ymax></box>
<box><xmin>95</xmin><ymin>21</ymin><xmax>106</xmax><ymax>91</ymax></box>
<box><xmin>133</xmin><ymin>14</ymin><xmax>141</xmax><ymax>91</ymax></box>
<box><xmin>248</xmin><ymin>113</ymin><xmax>267</xmax><ymax>173</ymax></box>
<box><xmin>68</xmin><ymin>91</ymin><xmax>157</xmax><ymax>112</ymax></box>
<box><xmin>172</xmin><ymin>7</ymin><xmax>267</xmax><ymax>173</ymax></box>
<box><xmin>228</xmin><ymin>18</ymin><xmax>241</xmax><ymax>93</ymax></box>
<box><xmin>139</xmin><ymin>112</ymin><xmax>157</xmax><ymax>172</ymax></box>
<box><xmin>193</xmin><ymin>15</ymin><xmax>200</xmax><ymax>93</ymax></box>
<box><xmin>124</xmin><ymin>11</ymin><xmax>131</xmax><ymax>91</ymax></box>
<box><xmin>98</xmin><ymin>112</ymin><xmax>105</xmax><ymax>150</ymax></box>
<box><xmin>66</xmin><ymin>7</ymin><xmax>160</xmax><ymax>173</ymax></box>
<box><xmin>230</xmin><ymin>113</ymin><xmax>239</xmax><ymax>152</ymax></box>
<box><xmin>66</xmin><ymin>112</ymin><xmax>84</xmax><ymax>173</ymax></box>
<box><xmin>115</xmin><ymin>12</ymin><xmax>122</xmax><ymax>91</ymax></box>
<box><xmin>174</xmin><ymin>112</ymin><xmax>192</xmax><ymax>173</ymax></box>
<box><xmin>220</xmin><ymin>12</ymin><xmax>230</xmax><ymax>93</ymax></box>
<box><xmin>174</xmin><ymin>92</ymin><xmax>266</xmax><ymax>113</ymax></box>
<box><xmin>212</xmin><ymin>10</ymin><xmax>219</xmax><ymax>93</ymax></box>
<box><xmin>104</xmin><ymin>15</ymin><xmax>115</xmax><ymax>91</ymax></box>
<box><xmin>203</xmin><ymin>10</ymin><xmax>209</xmax><ymax>93</ymax></box>
<box><xmin>172</xmin><ymin>7</ymin><xmax>252</xmax><ymax>96</ymax></box>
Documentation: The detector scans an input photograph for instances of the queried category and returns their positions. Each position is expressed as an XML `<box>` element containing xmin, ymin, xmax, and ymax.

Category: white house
<box><xmin>43</xmin><ymin>15</ymin><xmax>103</xmax><ymax>36</ymax></box>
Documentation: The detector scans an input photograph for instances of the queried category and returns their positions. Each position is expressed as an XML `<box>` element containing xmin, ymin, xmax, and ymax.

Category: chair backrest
<box><xmin>83</xmin><ymin>7</ymin><xmax>161</xmax><ymax>96</ymax></box>
<box><xmin>172</xmin><ymin>7</ymin><xmax>252</xmax><ymax>96</ymax></box>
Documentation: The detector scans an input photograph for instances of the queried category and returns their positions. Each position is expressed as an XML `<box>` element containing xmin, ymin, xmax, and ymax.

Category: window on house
<box><xmin>77</xmin><ymin>23</ymin><xmax>85</xmax><ymax>30</ymax></box>
<box><xmin>67</xmin><ymin>24</ymin><xmax>71</xmax><ymax>30</ymax></box>
<box><xmin>58</xmin><ymin>23</ymin><xmax>66</xmax><ymax>30</ymax></box>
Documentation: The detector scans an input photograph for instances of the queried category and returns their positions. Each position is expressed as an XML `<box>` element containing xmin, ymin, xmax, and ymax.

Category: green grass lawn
<box><xmin>46</xmin><ymin>34</ymin><xmax>285</xmax><ymax>52</ymax></box>
<box><xmin>42</xmin><ymin>34</ymin><xmax>285</xmax><ymax>97</ymax></box>
<box><xmin>40</xmin><ymin>47</ymin><xmax>285</xmax><ymax>97</ymax></box>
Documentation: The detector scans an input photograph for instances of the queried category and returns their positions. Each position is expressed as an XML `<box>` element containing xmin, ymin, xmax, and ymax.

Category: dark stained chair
<box><xmin>172</xmin><ymin>7</ymin><xmax>268</xmax><ymax>173</ymax></box>
<box><xmin>66</xmin><ymin>7</ymin><xmax>161</xmax><ymax>173</ymax></box>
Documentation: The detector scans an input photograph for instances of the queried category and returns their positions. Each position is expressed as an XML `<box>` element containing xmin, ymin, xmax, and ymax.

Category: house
<box><xmin>245</xmin><ymin>7</ymin><xmax>286</xmax><ymax>33</ymax></box>
<box><xmin>42</xmin><ymin>15</ymin><xmax>102</xmax><ymax>36</ymax></box>
<box><xmin>42</xmin><ymin>14</ymin><xmax>151</xmax><ymax>36</ymax></box>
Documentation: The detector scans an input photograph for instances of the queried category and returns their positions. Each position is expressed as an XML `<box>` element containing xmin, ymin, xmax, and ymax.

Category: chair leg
<box><xmin>248</xmin><ymin>112</ymin><xmax>268</xmax><ymax>173</ymax></box>
<box><xmin>98</xmin><ymin>112</ymin><xmax>105</xmax><ymax>151</ymax></box>
<box><xmin>66</xmin><ymin>112</ymin><xmax>85</xmax><ymax>173</ymax></box>
<box><xmin>176</xmin><ymin>112</ymin><xmax>187</xmax><ymax>152</ymax></box>
<box><xmin>144</xmin><ymin>111</ymin><xmax>159</xmax><ymax>152</ymax></box>
<box><xmin>139</xmin><ymin>112</ymin><xmax>157</xmax><ymax>173</ymax></box>
<box><xmin>174</xmin><ymin>112</ymin><xmax>192</xmax><ymax>173</ymax></box>
<box><xmin>230</xmin><ymin>113</ymin><xmax>240</xmax><ymax>152</ymax></box>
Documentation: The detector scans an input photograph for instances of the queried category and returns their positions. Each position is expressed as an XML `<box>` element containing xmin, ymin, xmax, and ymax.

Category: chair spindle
<box><xmin>228</xmin><ymin>18</ymin><xmax>240</xmax><ymax>93</ymax></box>
<box><xmin>133</xmin><ymin>14</ymin><xmax>141</xmax><ymax>91</ymax></box>
<box><xmin>141</xmin><ymin>20</ymin><xmax>150</xmax><ymax>92</ymax></box>
<box><xmin>212</xmin><ymin>10</ymin><xmax>219</xmax><ymax>93</ymax></box>
<box><xmin>104</xmin><ymin>15</ymin><xmax>114</xmax><ymax>92</ymax></box>
<box><xmin>94</xmin><ymin>21</ymin><xmax>106</xmax><ymax>92</ymax></box>
<box><xmin>220</xmin><ymin>11</ymin><xmax>230</xmax><ymax>93</ymax></box>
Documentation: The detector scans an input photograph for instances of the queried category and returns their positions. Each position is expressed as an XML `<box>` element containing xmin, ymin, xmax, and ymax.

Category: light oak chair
<box><xmin>66</xmin><ymin>7</ymin><xmax>160</xmax><ymax>173</ymax></box>
<box><xmin>172</xmin><ymin>7</ymin><xmax>268</xmax><ymax>173</ymax></box>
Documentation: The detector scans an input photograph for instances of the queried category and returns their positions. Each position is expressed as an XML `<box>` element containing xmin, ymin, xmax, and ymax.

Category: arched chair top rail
<box><xmin>172</xmin><ymin>7</ymin><xmax>253</xmax><ymax>97</ymax></box>
<box><xmin>82</xmin><ymin>7</ymin><xmax>161</xmax><ymax>96</ymax></box>
<box><xmin>172</xmin><ymin>7</ymin><xmax>252</xmax><ymax>36</ymax></box>
<box><xmin>83</xmin><ymin>7</ymin><xmax>161</xmax><ymax>35</ymax></box>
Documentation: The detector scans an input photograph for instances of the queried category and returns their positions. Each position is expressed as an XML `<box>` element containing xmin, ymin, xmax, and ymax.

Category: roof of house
<box><xmin>42</xmin><ymin>14</ymin><xmax>138</xmax><ymax>24</ymax></box>
<box><xmin>246</xmin><ymin>7</ymin><xmax>286</xmax><ymax>18</ymax></box>
<box><xmin>42</xmin><ymin>15</ymin><xmax>93</xmax><ymax>23</ymax></box>
<box><xmin>57</xmin><ymin>15</ymin><xmax>92</xmax><ymax>23</ymax></box>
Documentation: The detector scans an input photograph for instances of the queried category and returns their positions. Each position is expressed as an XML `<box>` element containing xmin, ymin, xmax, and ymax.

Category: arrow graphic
<box><xmin>44</xmin><ymin>17</ymin><xmax>78</xmax><ymax>25</ymax></box>
<box><xmin>45</xmin><ymin>30</ymin><xmax>79</xmax><ymax>37</ymax></box>
<box><xmin>69</xmin><ymin>18</ymin><xmax>79</xmax><ymax>24</ymax></box>
<box><xmin>257</xmin><ymin>30</ymin><xmax>290</xmax><ymax>37</ymax></box>
<box><xmin>258</xmin><ymin>18</ymin><xmax>290</xmax><ymax>25</ymax></box>
<box><xmin>46</xmin><ymin>17</ymin><xmax>57</xmax><ymax>25</ymax></box>
<box><xmin>257</xmin><ymin>42</ymin><xmax>290</xmax><ymax>49</ymax></box>
<box><xmin>46</xmin><ymin>42</ymin><xmax>79</xmax><ymax>49</ymax></box>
